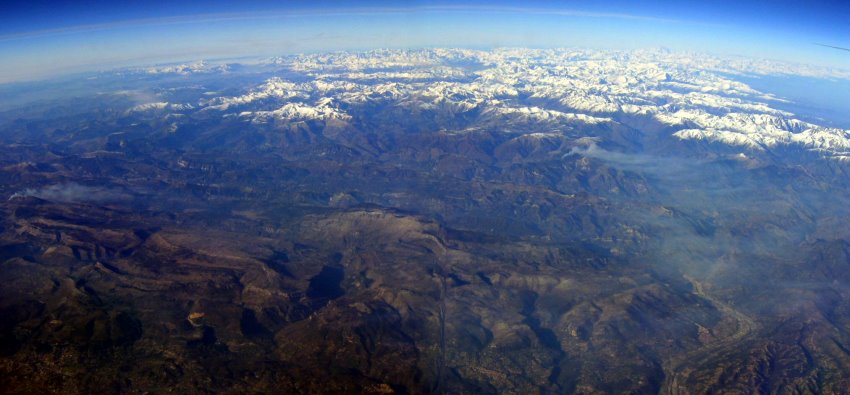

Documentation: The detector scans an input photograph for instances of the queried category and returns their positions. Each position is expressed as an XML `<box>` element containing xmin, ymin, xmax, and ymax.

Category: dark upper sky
<box><xmin>2</xmin><ymin>0</ymin><xmax>847</xmax><ymax>36</ymax></box>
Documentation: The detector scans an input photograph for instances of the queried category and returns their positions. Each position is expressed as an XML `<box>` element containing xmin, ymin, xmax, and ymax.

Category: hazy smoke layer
<box><xmin>9</xmin><ymin>183</ymin><xmax>130</xmax><ymax>203</ymax></box>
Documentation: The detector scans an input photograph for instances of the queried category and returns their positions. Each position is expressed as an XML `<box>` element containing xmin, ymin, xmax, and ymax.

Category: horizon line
<box><xmin>0</xmin><ymin>5</ymin><xmax>708</xmax><ymax>43</ymax></box>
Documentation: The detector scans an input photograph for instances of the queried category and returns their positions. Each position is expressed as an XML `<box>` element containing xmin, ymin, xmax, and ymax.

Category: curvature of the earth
<box><xmin>2</xmin><ymin>48</ymin><xmax>850</xmax><ymax>393</ymax></box>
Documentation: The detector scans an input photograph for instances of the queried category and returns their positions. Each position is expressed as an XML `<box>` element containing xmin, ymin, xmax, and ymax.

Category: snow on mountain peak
<box><xmin>144</xmin><ymin>61</ymin><xmax>230</xmax><ymax>75</ymax></box>
<box><xmin>244</xmin><ymin>100</ymin><xmax>351</xmax><ymax>123</ymax></box>
<box><xmin>182</xmin><ymin>48</ymin><xmax>850</xmax><ymax>160</ymax></box>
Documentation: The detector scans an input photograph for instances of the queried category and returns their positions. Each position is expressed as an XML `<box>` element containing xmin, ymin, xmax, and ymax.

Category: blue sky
<box><xmin>1</xmin><ymin>0</ymin><xmax>849</xmax><ymax>83</ymax></box>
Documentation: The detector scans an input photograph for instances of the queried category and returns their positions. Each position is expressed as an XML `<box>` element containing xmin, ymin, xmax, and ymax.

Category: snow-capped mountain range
<box><xmin>142</xmin><ymin>61</ymin><xmax>231</xmax><ymax>75</ymax></box>
<box><xmin>131</xmin><ymin>48</ymin><xmax>850</xmax><ymax>161</ymax></box>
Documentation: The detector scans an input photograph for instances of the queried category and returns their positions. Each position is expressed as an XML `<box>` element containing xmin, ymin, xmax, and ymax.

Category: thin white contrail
<box><xmin>0</xmin><ymin>5</ymin><xmax>701</xmax><ymax>43</ymax></box>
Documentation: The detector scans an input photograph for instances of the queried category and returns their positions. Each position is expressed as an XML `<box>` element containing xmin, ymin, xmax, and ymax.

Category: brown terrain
<box><xmin>2</xmin><ymin>78</ymin><xmax>850</xmax><ymax>394</ymax></box>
